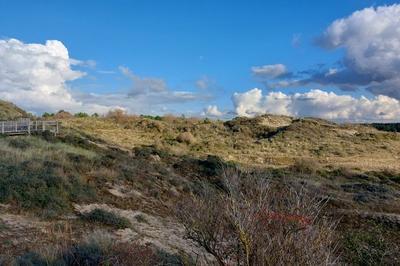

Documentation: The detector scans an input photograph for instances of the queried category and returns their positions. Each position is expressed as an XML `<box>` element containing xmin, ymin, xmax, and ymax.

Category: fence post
<box><xmin>28</xmin><ymin>119</ymin><xmax>31</xmax><ymax>135</ymax></box>
<box><xmin>1</xmin><ymin>122</ymin><xmax>3</xmax><ymax>134</ymax></box>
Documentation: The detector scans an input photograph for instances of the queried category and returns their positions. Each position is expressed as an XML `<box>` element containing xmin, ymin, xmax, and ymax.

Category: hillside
<box><xmin>64</xmin><ymin>114</ymin><xmax>400</xmax><ymax>172</ymax></box>
<box><xmin>0</xmin><ymin>108</ymin><xmax>400</xmax><ymax>264</ymax></box>
<box><xmin>0</xmin><ymin>100</ymin><xmax>28</xmax><ymax>120</ymax></box>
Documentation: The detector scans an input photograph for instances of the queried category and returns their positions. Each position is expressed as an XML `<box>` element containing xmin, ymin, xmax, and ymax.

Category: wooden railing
<box><xmin>0</xmin><ymin>119</ymin><xmax>60</xmax><ymax>135</ymax></box>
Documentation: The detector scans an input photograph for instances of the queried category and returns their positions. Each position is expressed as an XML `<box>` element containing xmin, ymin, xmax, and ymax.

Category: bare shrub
<box><xmin>176</xmin><ymin>132</ymin><xmax>196</xmax><ymax>144</ymax></box>
<box><xmin>162</xmin><ymin>114</ymin><xmax>178</xmax><ymax>123</ymax></box>
<box><xmin>291</xmin><ymin>157</ymin><xmax>321</xmax><ymax>175</ymax></box>
<box><xmin>176</xmin><ymin>167</ymin><xmax>338</xmax><ymax>265</ymax></box>
<box><xmin>106</xmin><ymin>109</ymin><xmax>137</xmax><ymax>124</ymax></box>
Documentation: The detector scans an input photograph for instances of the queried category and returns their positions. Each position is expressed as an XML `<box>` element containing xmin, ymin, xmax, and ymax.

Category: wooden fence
<box><xmin>0</xmin><ymin>119</ymin><xmax>60</xmax><ymax>135</ymax></box>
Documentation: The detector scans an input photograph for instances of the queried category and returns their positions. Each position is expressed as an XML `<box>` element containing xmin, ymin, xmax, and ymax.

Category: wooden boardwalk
<box><xmin>0</xmin><ymin>119</ymin><xmax>60</xmax><ymax>135</ymax></box>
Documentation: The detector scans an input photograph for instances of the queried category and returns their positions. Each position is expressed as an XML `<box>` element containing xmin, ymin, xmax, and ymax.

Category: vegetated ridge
<box><xmin>0</xmin><ymin>103</ymin><xmax>399</xmax><ymax>265</ymax></box>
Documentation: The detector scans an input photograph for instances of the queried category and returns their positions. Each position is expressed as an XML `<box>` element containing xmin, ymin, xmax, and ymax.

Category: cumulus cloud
<box><xmin>232</xmin><ymin>88</ymin><xmax>400</xmax><ymax>122</ymax></box>
<box><xmin>315</xmin><ymin>4</ymin><xmax>400</xmax><ymax>98</ymax></box>
<box><xmin>202</xmin><ymin>105</ymin><xmax>223</xmax><ymax>117</ymax></box>
<box><xmin>262</xmin><ymin>5</ymin><xmax>400</xmax><ymax>99</ymax></box>
<box><xmin>0</xmin><ymin>38</ymin><xmax>115</xmax><ymax>114</ymax></box>
<box><xmin>0</xmin><ymin>38</ymin><xmax>210</xmax><ymax>115</ymax></box>
<box><xmin>252</xmin><ymin>64</ymin><xmax>289</xmax><ymax>79</ymax></box>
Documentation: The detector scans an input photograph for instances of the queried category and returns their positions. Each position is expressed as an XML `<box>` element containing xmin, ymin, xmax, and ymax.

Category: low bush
<box><xmin>343</xmin><ymin>227</ymin><xmax>390</xmax><ymax>265</ymax></box>
<box><xmin>176</xmin><ymin>132</ymin><xmax>196</xmax><ymax>144</ymax></box>
<box><xmin>74</xmin><ymin>112</ymin><xmax>89</xmax><ymax>118</ymax></box>
<box><xmin>7</xmin><ymin>232</ymin><xmax>183</xmax><ymax>266</ymax></box>
<box><xmin>176</xmin><ymin>167</ymin><xmax>337</xmax><ymax>265</ymax></box>
<box><xmin>8</xmin><ymin>137</ymin><xmax>32</xmax><ymax>149</ymax></box>
<box><xmin>291</xmin><ymin>157</ymin><xmax>321</xmax><ymax>175</ymax></box>
<box><xmin>0</xmin><ymin>136</ymin><xmax>97</xmax><ymax>216</ymax></box>
<box><xmin>15</xmin><ymin>252</ymin><xmax>47</xmax><ymax>266</ymax></box>
<box><xmin>80</xmin><ymin>209</ymin><xmax>131</xmax><ymax>229</ymax></box>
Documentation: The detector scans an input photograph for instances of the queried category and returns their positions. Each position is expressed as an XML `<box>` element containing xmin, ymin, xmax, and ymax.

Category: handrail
<box><xmin>0</xmin><ymin>119</ymin><xmax>60</xmax><ymax>135</ymax></box>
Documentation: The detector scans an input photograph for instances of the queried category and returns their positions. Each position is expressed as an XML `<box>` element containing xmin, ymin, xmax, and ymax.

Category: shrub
<box><xmin>74</xmin><ymin>112</ymin><xmax>89</xmax><ymax>118</ymax></box>
<box><xmin>176</xmin><ymin>132</ymin><xmax>196</xmax><ymax>144</ymax></box>
<box><xmin>343</xmin><ymin>227</ymin><xmax>389</xmax><ymax>265</ymax></box>
<box><xmin>15</xmin><ymin>252</ymin><xmax>47</xmax><ymax>266</ymax></box>
<box><xmin>61</xmin><ymin>243</ymin><xmax>106</xmax><ymax>266</ymax></box>
<box><xmin>106</xmin><ymin>109</ymin><xmax>131</xmax><ymax>124</ymax></box>
<box><xmin>8</xmin><ymin>137</ymin><xmax>32</xmax><ymax>149</ymax></box>
<box><xmin>80</xmin><ymin>209</ymin><xmax>131</xmax><ymax>229</ymax></box>
<box><xmin>291</xmin><ymin>157</ymin><xmax>321</xmax><ymax>175</ymax></box>
<box><xmin>0</xmin><ymin>136</ymin><xmax>97</xmax><ymax>216</ymax></box>
<box><xmin>14</xmin><ymin>231</ymin><xmax>181</xmax><ymax>266</ymax></box>
<box><xmin>54</xmin><ymin>110</ymin><xmax>73</xmax><ymax>119</ymax></box>
<box><xmin>140</xmin><ymin>115</ymin><xmax>162</xmax><ymax>121</ymax></box>
<box><xmin>176</xmin><ymin>167</ymin><xmax>337</xmax><ymax>265</ymax></box>
<box><xmin>0</xmin><ymin>163</ymin><xmax>70</xmax><ymax>215</ymax></box>
<box><xmin>42</xmin><ymin>112</ymin><xmax>54</xmax><ymax>118</ymax></box>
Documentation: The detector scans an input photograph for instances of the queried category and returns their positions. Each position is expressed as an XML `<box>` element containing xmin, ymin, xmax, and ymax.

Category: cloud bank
<box><xmin>0</xmin><ymin>38</ymin><xmax>114</xmax><ymax>114</ymax></box>
<box><xmin>0</xmin><ymin>38</ymin><xmax>209</xmax><ymax>115</ymax></box>
<box><xmin>232</xmin><ymin>88</ymin><xmax>400</xmax><ymax>122</ymax></box>
<box><xmin>263</xmin><ymin>5</ymin><xmax>400</xmax><ymax>100</ymax></box>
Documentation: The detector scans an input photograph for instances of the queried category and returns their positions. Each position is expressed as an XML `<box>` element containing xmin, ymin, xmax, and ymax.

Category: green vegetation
<box><xmin>343</xmin><ymin>225</ymin><xmax>392</xmax><ymax>265</ymax></box>
<box><xmin>1</xmin><ymin>103</ymin><xmax>400</xmax><ymax>264</ymax></box>
<box><xmin>0</xmin><ymin>99</ymin><xmax>28</xmax><ymax>120</ymax></box>
<box><xmin>371</xmin><ymin>123</ymin><xmax>400</xmax><ymax>132</ymax></box>
<box><xmin>74</xmin><ymin>112</ymin><xmax>89</xmax><ymax>118</ymax></box>
<box><xmin>42</xmin><ymin>112</ymin><xmax>55</xmax><ymax>118</ymax></box>
<box><xmin>0</xmin><ymin>135</ymin><xmax>97</xmax><ymax>216</ymax></box>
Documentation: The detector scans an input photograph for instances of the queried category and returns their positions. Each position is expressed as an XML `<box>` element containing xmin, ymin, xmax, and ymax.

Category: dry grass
<box><xmin>62</xmin><ymin>115</ymin><xmax>400</xmax><ymax>172</ymax></box>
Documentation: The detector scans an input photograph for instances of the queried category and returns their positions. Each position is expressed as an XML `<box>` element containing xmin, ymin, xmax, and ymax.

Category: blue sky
<box><xmin>1</xmin><ymin>0</ymin><xmax>400</xmax><ymax>121</ymax></box>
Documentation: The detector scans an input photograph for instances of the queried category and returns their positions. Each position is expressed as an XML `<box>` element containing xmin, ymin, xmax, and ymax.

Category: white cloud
<box><xmin>195</xmin><ymin>76</ymin><xmax>212</xmax><ymax>90</ymax></box>
<box><xmin>0</xmin><ymin>38</ymin><xmax>209</xmax><ymax>115</ymax></box>
<box><xmin>251</xmin><ymin>64</ymin><xmax>289</xmax><ymax>79</ymax></box>
<box><xmin>202</xmin><ymin>105</ymin><xmax>223</xmax><ymax>117</ymax></box>
<box><xmin>261</xmin><ymin>5</ymin><xmax>400</xmax><ymax>100</ymax></box>
<box><xmin>119</xmin><ymin>66</ymin><xmax>210</xmax><ymax>105</ymax></box>
<box><xmin>232</xmin><ymin>88</ymin><xmax>400</xmax><ymax>122</ymax></box>
<box><xmin>119</xmin><ymin>66</ymin><xmax>167</xmax><ymax>96</ymax></box>
<box><xmin>0</xmin><ymin>38</ymin><xmax>114</xmax><ymax>114</ymax></box>
<box><xmin>316</xmin><ymin>4</ymin><xmax>400</xmax><ymax>98</ymax></box>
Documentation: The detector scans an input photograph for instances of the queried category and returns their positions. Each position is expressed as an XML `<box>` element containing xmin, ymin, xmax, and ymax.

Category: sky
<box><xmin>1</xmin><ymin>0</ymin><xmax>400</xmax><ymax>122</ymax></box>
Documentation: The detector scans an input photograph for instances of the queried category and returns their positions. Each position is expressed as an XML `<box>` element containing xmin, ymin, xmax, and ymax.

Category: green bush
<box><xmin>15</xmin><ymin>252</ymin><xmax>47</xmax><ymax>266</ymax></box>
<box><xmin>0</xmin><ymin>161</ymin><xmax>95</xmax><ymax>216</ymax></box>
<box><xmin>0</xmin><ymin>136</ymin><xmax>97</xmax><ymax>216</ymax></box>
<box><xmin>8</xmin><ymin>137</ymin><xmax>32</xmax><ymax>149</ymax></box>
<box><xmin>80</xmin><ymin>209</ymin><xmax>131</xmax><ymax>229</ymax></box>
<box><xmin>42</xmin><ymin>112</ymin><xmax>54</xmax><ymax>118</ymax></box>
<box><xmin>74</xmin><ymin>112</ymin><xmax>89</xmax><ymax>118</ymax></box>
<box><xmin>343</xmin><ymin>228</ymin><xmax>389</xmax><ymax>265</ymax></box>
<box><xmin>61</xmin><ymin>243</ymin><xmax>106</xmax><ymax>266</ymax></box>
